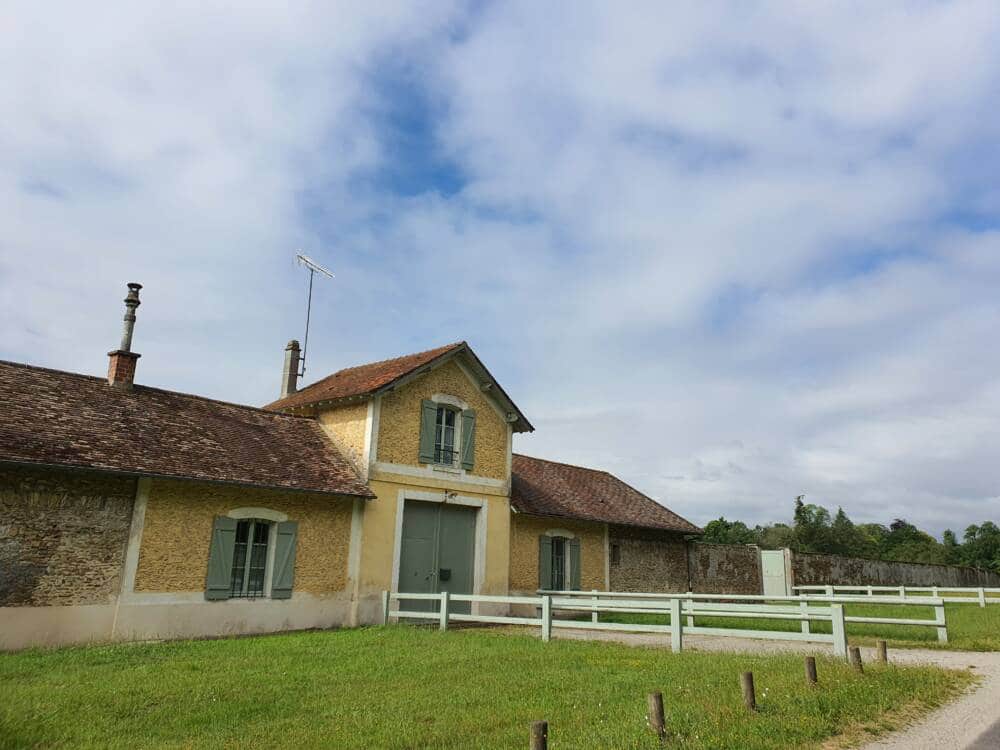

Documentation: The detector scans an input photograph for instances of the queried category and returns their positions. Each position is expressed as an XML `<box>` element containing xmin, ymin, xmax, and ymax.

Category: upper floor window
<box><xmin>434</xmin><ymin>405</ymin><xmax>459</xmax><ymax>466</ymax></box>
<box><xmin>419</xmin><ymin>398</ymin><xmax>476</xmax><ymax>471</ymax></box>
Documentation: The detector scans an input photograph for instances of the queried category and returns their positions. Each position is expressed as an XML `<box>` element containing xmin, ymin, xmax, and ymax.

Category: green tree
<box><xmin>702</xmin><ymin>517</ymin><xmax>757</xmax><ymax>545</ymax></box>
<box><xmin>942</xmin><ymin>529</ymin><xmax>961</xmax><ymax>565</ymax></box>
<box><xmin>962</xmin><ymin>523</ymin><xmax>1000</xmax><ymax>572</ymax></box>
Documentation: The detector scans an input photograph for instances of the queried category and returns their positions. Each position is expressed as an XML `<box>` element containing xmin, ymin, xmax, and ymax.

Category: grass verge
<box><xmin>0</xmin><ymin>626</ymin><xmax>973</xmax><ymax>749</ymax></box>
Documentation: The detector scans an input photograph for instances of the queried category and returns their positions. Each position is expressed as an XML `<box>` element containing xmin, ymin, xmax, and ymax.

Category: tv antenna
<box><xmin>295</xmin><ymin>252</ymin><xmax>334</xmax><ymax>377</ymax></box>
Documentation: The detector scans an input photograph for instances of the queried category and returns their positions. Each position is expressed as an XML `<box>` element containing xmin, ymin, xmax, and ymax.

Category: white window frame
<box><xmin>226</xmin><ymin>507</ymin><xmax>288</xmax><ymax>599</ymax></box>
<box><xmin>543</xmin><ymin>529</ymin><xmax>576</xmax><ymax>591</ymax></box>
<box><xmin>429</xmin><ymin>393</ymin><xmax>469</xmax><ymax>471</ymax></box>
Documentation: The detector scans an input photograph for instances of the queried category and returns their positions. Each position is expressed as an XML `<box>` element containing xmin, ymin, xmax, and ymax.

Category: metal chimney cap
<box><xmin>127</xmin><ymin>282</ymin><xmax>143</xmax><ymax>292</ymax></box>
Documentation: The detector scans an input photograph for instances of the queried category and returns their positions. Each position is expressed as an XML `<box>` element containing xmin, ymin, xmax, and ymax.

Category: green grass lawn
<box><xmin>591</xmin><ymin>602</ymin><xmax>1000</xmax><ymax>651</ymax></box>
<box><xmin>0</xmin><ymin>627</ymin><xmax>972</xmax><ymax>750</ymax></box>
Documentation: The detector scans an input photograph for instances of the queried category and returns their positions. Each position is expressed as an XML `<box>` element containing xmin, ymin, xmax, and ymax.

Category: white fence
<box><xmin>382</xmin><ymin>589</ymin><xmax>949</xmax><ymax>658</ymax></box>
<box><xmin>541</xmin><ymin>589</ymin><xmax>948</xmax><ymax>644</ymax></box>
<box><xmin>794</xmin><ymin>584</ymin><xmax>1000</xmax><ymax>607</ymax></box>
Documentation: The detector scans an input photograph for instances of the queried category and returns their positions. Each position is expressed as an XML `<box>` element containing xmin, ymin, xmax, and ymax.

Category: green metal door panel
<box><xmin>398</xmin><ymin>500</ymin><xmax>439</xmax><ymax>612</ymax></box>
<box><xmin>437</xmin><ymin>504</ymin><xmax>477</xmax><ymax>615</ymax></box>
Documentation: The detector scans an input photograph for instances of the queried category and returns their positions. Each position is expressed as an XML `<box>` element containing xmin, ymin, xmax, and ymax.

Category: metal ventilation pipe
<box><xmin>119</xmin><ymin>282</ymin><xmax>142</xmax><ymax>352</ymax></box>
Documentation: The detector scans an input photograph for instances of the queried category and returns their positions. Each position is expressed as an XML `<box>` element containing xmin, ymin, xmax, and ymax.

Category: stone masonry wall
<box><xmin>509</xmin><ymin>513</ymin><xmax>605</xmax><ymax>592</ymax></box>
<box><xmin>792</xmin><ymin>551</ymin><xmax>1000</xmax><ymax>588</ymax></box>
<box><xmin>687</xmin><ymin>543</ymin><xmax>762</xmax><ymax>594</ymax></box>
<box><xmin>0</xmin><ymin>464</ymin><xmax>135</xmax><ymax>606</ymax></box>
<box><xmin>135</xmin><ymin>478</ymin><xmax>354</xmax><ymax>595</ymax></box>
<box><xmin>608</xmin><ymin>525</ymin><xmax>689</xmax><ymax>592</ymax></box>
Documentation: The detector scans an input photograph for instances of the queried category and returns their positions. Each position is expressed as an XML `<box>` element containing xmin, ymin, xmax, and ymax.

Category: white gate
<box><xmin>760</xmin><ymin>549</ymin><xmax>789</xmax><ymax>596</ymax></box>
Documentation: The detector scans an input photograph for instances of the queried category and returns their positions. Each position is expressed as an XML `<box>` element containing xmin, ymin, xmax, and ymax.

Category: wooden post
<box><xmin>898</xmin><ymin>585</ymin><xmax>906</xmax><ymax>599</ymax></box>
<box><xmin>799</xmin><ymin>599</ymin><xmax>810</xmax><ymax>635</ymax></box>
<box><xmin>439</xmin><ymin>590</ymin><xmax>450</xmax><ymax>632</ymax></box>
<box><xmin>591</xmin><ymin>590</ymin><xmax>599</xmax><ymax>624</ymax></box>
<box><xmin>979</xmin><ymin>587</ymin><xmax>987</xmax><ymax>608</ymax></box>
<box><xmin>530</xmin><ymin>720</ymin><xmax>548</xmax><ymax>750</ymax></box>
<box><xmin>867</xmin><ymin>585</ymin><xmax>873</xmax><ymax>597</ymax></box>
<box><xmin>849</xmin><ymin>646</ymin><xmax>863</xmax><ymax>673</ymax></box>
<box><xmin>876</xmin><ymin>640</ymin><xmax>887</xmax><ymax>663</ymax></box>
<box><xmin>825</xmin><ymin>585</ymin><xmax>834</xmax><ymax>597</ymax></box>
<box><xmin>686</xmin><ymin>592</ymin><xmax>695</xmax><ymax>628</ymax></box>
<box><xmin>804</xmin><ymin>656</ymin><xmax>818</xmax><ymax>685</ymax></box>
<box><xmin>541</xmin><ymin>595</ymin><xmax>552</xmax><ymax>642</ymax></box>
<box><xmin>669</xmin><ymin>598</ymin><xmax>683</xmax><ymax>653</ymax></box>
<box><xmin>647</xmin><ymin>691</ymin><xmax>666</xmax><ymax>740</ymax></box>
<box><xmin>381</xmin><ymin>590</ymin><xmax>390</xmax><ymax>626</ymax></box>
<box><xmin>741</xmin><ymin>672</ymin><xmax>757</xmax><ymax>712</ymax></box>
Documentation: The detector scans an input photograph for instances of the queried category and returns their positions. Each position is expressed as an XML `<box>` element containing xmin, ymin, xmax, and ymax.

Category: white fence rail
<box><xmin>383</xmin><ymin>590</ymin><xmax>956</xmax><ymax>658</ymax></box>
<box><xmin>541</xmin><ymin>589</ymin><xmax>948</xmax><ymax>644</ymax></box>
<box><xmin>793</xmin><ymin>584</ymin><xmax>1000</xmax><ymax>607</ymax></box>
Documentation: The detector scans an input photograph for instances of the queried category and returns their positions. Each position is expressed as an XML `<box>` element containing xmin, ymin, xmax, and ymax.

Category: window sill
<box><xmin>431</xmin><ymin>464</ymin><xmax>462</xmax><ymax>475</ymax></box>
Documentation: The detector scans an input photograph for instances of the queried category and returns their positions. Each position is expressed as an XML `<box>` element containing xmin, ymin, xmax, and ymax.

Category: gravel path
<box><xmin>551</xmin><ymin>628</ymin><xmax>1000</xmax><ymax>749</ymax></box>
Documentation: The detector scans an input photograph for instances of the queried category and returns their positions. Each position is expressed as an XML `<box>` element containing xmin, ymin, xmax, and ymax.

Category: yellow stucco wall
<box><xmin>376</xmin><ymin>359</ymin><xmax>509</xmax><ymax>482</ymax></box>
<box><xmin>356</xmin><ymin>478</ymin><xmax>510</xmax><ymax>598</ymax></box>
<box><xmin>134</xmin><ymin>479</ymin><xmax>354</xmax><ymax>595</ymax></box>
<box><xmin>509</xmin><ymin>513</ymin><xmax>606</xmax><ymax>592</ymax></box>
<box><xmin>317</xmin><ymin>401</ymin><xmax>368</xmax><ymax>473</ymax></box>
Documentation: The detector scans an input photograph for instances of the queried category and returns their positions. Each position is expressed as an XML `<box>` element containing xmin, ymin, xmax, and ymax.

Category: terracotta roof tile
<box><xmin>511</xmin><ymin>454</ymin><xmax>701</xmax><ymax>533</ymax></box>
<box><xmin>0</xmin><ymin>360</ymin><xmax>373</xmax><ymax>497</ymax></box>
<box><xmin>264</xmin><ymin>342</ymin><xmax>464</xmax><ymax>412</ymax></box>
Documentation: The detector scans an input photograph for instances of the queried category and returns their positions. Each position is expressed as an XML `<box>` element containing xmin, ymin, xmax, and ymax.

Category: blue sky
<box><xmin>2</xmin><ymin>1</ymin><xmax>1000</xmax><ymax>535</ymax></box>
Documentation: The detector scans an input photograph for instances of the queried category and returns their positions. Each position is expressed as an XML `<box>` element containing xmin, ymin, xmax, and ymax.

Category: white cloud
<box><xmin>2</xmin><ymin>1</ymin><xmax>999</xmax><ymax>534</ymax></box>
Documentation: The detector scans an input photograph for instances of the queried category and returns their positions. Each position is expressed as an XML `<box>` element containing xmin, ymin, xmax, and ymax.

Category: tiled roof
<box><xmin>265</xmin><ymin>342</ymin><xmax>463</xmax><ymax>411</ymax></box>
<box><xmin>265</xmin><ymin>341</ymin><xmax>534</xmax><ymax>433</ymax></box>
<box><xmin>511</xmin><ymin>454</ymin><xmax>702</xmax><ymax>534</ymax></box>
<box><xmin>0</xmin><ymin>360</ymin><xmax>373</xmax><ymax>498</ymax></box>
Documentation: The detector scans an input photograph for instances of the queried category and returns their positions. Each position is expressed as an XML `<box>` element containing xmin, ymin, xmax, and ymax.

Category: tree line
<box><xmin>701</xmin><ymin>498</ymin><xmax>1000</xmax><ymax>573</ymax></box>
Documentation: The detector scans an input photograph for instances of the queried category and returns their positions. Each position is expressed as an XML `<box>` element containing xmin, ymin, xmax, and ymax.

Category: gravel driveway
<box><xmin>551</xmin><ymin>628</ymin><xmax>1000</xmax><ymax>749</ymax></box>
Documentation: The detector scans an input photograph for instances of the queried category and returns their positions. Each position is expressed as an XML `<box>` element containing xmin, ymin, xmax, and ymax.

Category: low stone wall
<box><xmin>0</xmin><ymin>465</ymin><xmax>135</xmax><ymax>606</ymax></box>
<box><xmin>608</xmin><ymin>525</ymin><xmax>688</xmax><ymax>592</ymax></box>
<box><xmin>791</xmin><ymin>551</ymin><xmax>1000</xmax><ymax>588</ymax></box>
<box><xmin>687</xmin><ymin>542</ymin><xmax>762</xmax><ymax>594</ymax></box>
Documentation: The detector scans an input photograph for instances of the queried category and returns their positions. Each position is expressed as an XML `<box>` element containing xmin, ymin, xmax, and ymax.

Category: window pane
<box><xmin>230</xmin><ymin>520</ymin><xmax>250</xmax><ymax>596</ymax></box>
<box><xmin>246</xmin><ymin>522</ymin><xmax>270</xmax><ymax>598</ymax></box>
<box><xmin>551</xmin><ymin>537</ymin><xmax>565</xmax><ymax>591</ymax></box>
<box><xmin>434</xmin><ymin>406</ymin><xmax>456</xmax><ymax>463</ymax></box>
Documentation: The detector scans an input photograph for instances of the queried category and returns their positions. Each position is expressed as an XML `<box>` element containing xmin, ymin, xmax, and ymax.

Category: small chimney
<box><xmin>280</xmin><ymin>340</ymin><xmax>301</xmax><ymax>398</ymax></box>
<box><xmin>107</xmin><ymin>282</ymin><xmax>142</xmax><ymax>389</ymax></box>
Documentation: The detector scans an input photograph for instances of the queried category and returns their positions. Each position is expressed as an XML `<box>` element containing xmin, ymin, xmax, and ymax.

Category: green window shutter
<box><xmin>569</xmin><ymin>538</ymin><xmax>581</xmax><ymax>591</ymax></box>
<box><xmin>205</xmin><ymin>516</ymin><xmax>238</xmax><ymax>600</ymax></box>
<box><xmin>418</xmin><ymin>399</ymin><xmax>437</xmax><ymax>463</ymax></box>
<box><xmin>460</xmin><ymin>409</ymin><xmax>476</xmax><ymax>471</ymax></box>
<box><xmin>538</xmin><ymin>535</ymin><xmax>553</xmax><ymax>590</ymax></box>
<box><xmin>271</xmin><ymin>521</ymin><xmax>298</xmax><ymax>600</ymax></box>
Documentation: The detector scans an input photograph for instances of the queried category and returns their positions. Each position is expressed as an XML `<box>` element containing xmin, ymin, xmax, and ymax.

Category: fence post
<box><xmin>670</xmin><ymin>597</ymin><xmax>683</xmax><ymax>653</ymax></box>
<box><xmin>932</xmin><ymin>585</ymin><xmax>939</xmax><ymax>597</ymax></box>
<box><xmin>979</xmin><ymin>587</ymin><xmax>987</xmax><ymax>608</ymax></box>
<box><xmin>935</xmin><ymin>603</ymin><xmax>948</xmax><ymax>643</ymax></box>
<box><xmin>825</xmin><ymin>585</ymin><xmax>834</xmax><ymax>597</ymax></box>
<box><xmin>439</xmin><ymin>590</ymin><xmax>450</xmax><ymax>632</ymax></box>
<box><xmin>686</xmin><ymin>592</ymin><xmax>695</xmax><ymax>627</ymax></box>
<box><xmin>381</xmin><ymin>590</ymin><xmax>390</xmax><ymax>626</ymax></box>
<box><xmin>541</xmin><ymin>595</ymin><xmax>552</xmax><ymax>642</ymax></box>
<box><xmin>898</xmin><ymin>585</ymin><xmax>905</xmax><ymax>599</ymax></box>
<box><xmin>530</xmin><ymin>720</ymin><xmax>548</xmax><ymax>750</ymax></box>
<box><xmin>591</xmin><ymin>590</ymin><xmax>599</xmax><ymax>624</ymax></box>
<box><xmin>867</xmin><ymin>585</ymin><xmax>873</xmax><ymax>597</ymax></box>
<box><xmin>799</xmin><ymin>599</ymin><xmax>810</xmax><ymax>635</ymax></box>
<box><xmin>831</xmin><ymin>603</ymin><xmax>848</xmax><ymax>659</ymax></box>
<box><xmin>741</xmin><ymin>672</ymin><xmax>757</xmax><ymax>712</ymax></box>
<box><xmin>647</xmin><ymin>692</ymin><xmax>666</xmax><ymax>740</ymax></box>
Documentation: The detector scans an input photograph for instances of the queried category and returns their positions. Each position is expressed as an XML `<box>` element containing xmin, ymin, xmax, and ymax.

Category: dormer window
<box><xmin>419</xmin><ymin>398</ymin><xmax>477</xmax><ymax>471</ymax></box>
<box><xmin>434</xmin><ymin>405</ymin><xmax>459</xmax><ymax>465</ymax></box>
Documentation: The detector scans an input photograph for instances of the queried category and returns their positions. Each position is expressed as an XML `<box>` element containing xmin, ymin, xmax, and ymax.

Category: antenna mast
<box><xmin>295</xmin><ymin>252</ymin><xmax>334</xmax><ymax>378</ymax></box>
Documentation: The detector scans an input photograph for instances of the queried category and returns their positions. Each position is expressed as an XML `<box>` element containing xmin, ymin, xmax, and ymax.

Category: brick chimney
<box><xmin>280</xmin><ymin>340</ymin><xmax>300</xmax><ymax>398</ymax></box>
<box><xmin>107</xmin><ymin>282</ymin><xmax>142</xmax><ymax>389</ymax></box>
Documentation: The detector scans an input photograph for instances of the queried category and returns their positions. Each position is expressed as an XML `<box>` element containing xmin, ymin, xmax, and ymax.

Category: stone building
<box><xmin>1</xmin><ymin>283</ymin><xmax>700</xmax><ymax>649</ymax></box>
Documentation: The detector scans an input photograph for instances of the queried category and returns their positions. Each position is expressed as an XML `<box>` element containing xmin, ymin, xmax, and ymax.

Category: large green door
<box><xmin>438</xmin><ymin>504</ymin><xmax>477</xmax><ymax>615</ymax></box>
<box><xmin>397</xmin><ymin>500</ymin><xmax>477</xmax><ymax>616</ymax></box>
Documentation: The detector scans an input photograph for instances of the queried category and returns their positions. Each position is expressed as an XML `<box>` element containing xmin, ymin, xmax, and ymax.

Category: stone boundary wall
<box><xmin>791</xmin><ymin>550</ymin><xmax>1000</xmax><ymax>588</ymax></box>
<box><xmin>687</xmin><ymin>542</ymin><xmax>762</xmax><ymax>594</ymax></box>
